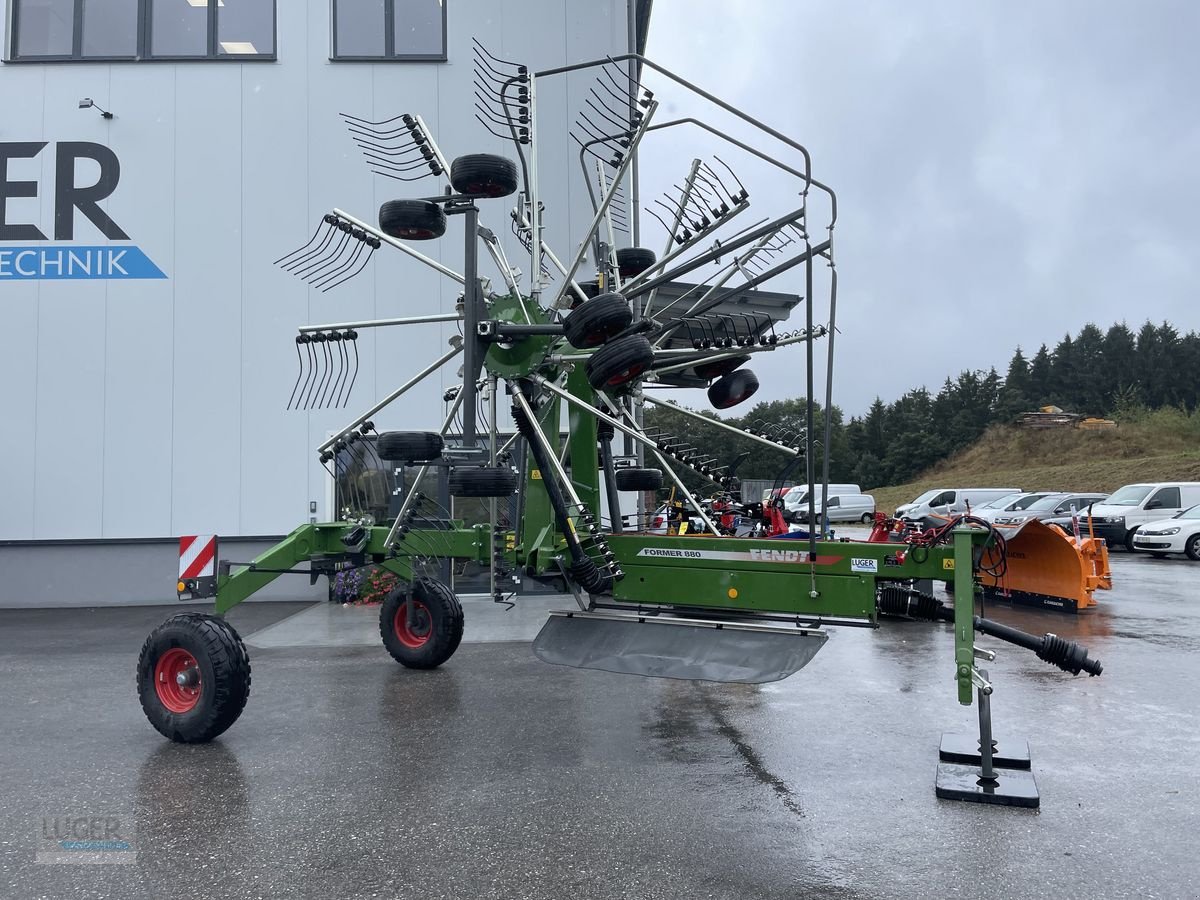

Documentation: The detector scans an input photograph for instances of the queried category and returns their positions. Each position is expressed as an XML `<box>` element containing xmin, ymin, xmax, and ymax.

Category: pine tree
<box><xmin>1028</xmin><ymin>345</ymin><xmax>1053</xmax><ymax>408</ymax></box>
<box><xmin>997</xmin><ymin>347</ymin><xmax>1031</xmax><ymax>420</ymax></box>
<box><xmin>1072</xmin><ymin>323</ymin><xmax>1106</xmax><ymax>413</ymax></box>
<box><xmin>1101</xmin><ymin>322</ymin><xmax>1138</xmax><ymax>410</ymax></box>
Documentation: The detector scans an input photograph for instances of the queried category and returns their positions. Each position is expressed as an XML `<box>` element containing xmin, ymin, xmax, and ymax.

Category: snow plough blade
<box><xmin>980</xmin><ymin>519</ymin><xmax>1111</xmax><ymax>612</ymax></box>
<box><xmin>532</xmin><ymin>610</ymin><xmax>828</xmax><ymax>683</ymax></box>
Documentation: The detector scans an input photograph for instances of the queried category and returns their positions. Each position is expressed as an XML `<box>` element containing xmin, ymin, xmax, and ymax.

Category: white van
<box><xmin>896</xmin><ymin>487</ymin><xmax>1022</xmax><ymax>524</ymax></box>
<box><xmin>783</xmin><ymin>483</ymin><xmax>860</xmax><ymax>518</ymax></box>
<box><xmin>1086</xmin><ymin>482</ymin><xmax>1200</xmax><ymax>550</ymax></box>
<box><xmin>796</xmin><ymin>493</ymin><xmax>876</xmax><ymax>524</ymax></box>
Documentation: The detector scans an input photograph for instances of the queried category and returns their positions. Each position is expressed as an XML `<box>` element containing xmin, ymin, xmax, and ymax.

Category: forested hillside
<box><xmin>643</xmin><ymin>320</ymin><xmax>1200</xmax><ymax>492</ymax></box>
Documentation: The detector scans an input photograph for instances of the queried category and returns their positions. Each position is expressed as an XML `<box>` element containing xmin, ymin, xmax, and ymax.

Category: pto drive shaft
<box><xmin>877</xmin><ymin>586</ymin><xmax>1103</xmax><ymax>676</ymax></box>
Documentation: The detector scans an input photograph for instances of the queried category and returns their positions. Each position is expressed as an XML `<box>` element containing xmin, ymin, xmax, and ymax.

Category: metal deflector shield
<box><xmin>532</xmin><ymin>610</ymin><xmax>828</xmax><ymax>684</ymax></box>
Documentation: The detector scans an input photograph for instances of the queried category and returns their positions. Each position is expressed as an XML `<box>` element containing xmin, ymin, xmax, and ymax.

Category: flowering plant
<box><xmin>331</xmin><ymin>565</ymin><xmax>399</xmax><ymax>606</ymax></box>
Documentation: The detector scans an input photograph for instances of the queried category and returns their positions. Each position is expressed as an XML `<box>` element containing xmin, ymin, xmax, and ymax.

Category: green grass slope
<box><xmin>870</xmin><ymin>408</ymin><xmax>1200</xmax><ymax>515</ymax></box>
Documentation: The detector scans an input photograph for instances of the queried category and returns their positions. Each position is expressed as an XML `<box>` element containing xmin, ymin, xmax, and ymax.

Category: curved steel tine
<box><xmin>300</xmin><ymin>336</ymin><xmax>323</xmax><ymax>410</ymax></box>
<box><xmin>712</xmin><ymin>154</ymin><xmax>749</xmax><ymax>199</ymax></box>
<box><xmin>283</xmin><ymin>222</ymin><xmax>338</xmax><ymax>272</ymax></box>
<box><xmin>317</xmin><ymin>333</ymin><xmax>343</xmax><ymax>409</ymax></box>
<box><xmin>312</xmin><ymin>238</ymin><xmax>364</xmax><ymax>291</ymax></box>
<box><xmin>585</xmin><ymin>93</ymin><xmax>633</xmax><ymax>135</ymax></box>
<box><xmin>321</xmin><ymin>244</ymin><xmax>375</xmax><ymax>294</ymax></box>
<box><xmin>341</xmin><ymin>332</ymin><xmax>361</xmax><ymax>407</ymax></box>
<box><xmin>359</xmin><ymin>152</ymin><xmax>434</xmax><ymax>175</ymax></box>
<box><xmin>472</xmin><ymin>37</ymin><xmax>526</xmax><ymax>72</ymax></box>
<box><xmin>286</xmin><ymin>336</ymin><xmax>308</xmax><ymax>410</ymax></box>
<box><xmin>296</xmin><ymin>227</ymin><xmax>352</xmax><ymax>280</ymax></box>
<box><xmin>339</xmin><ymin>111</ymin><xmax>409</xmax><ymax>129</ymax></box>
<box><xmin>349</xmin><ymin>133</ymin><xmax>423</xmax><ymax>155</ymax></box>
<box><xmin>345</xmin><ymin>121</ymin><xmax>414</xmax><ymax>141</ymax></box>
<box><xmin>274</xmin><ymin>219</ymin><xmax>327</xmax><ymax>267</ymax></box>
<box><xmin>311</xmin><ymin>336</ymin><xmax>334</xmax><ymax>410</ymax></box>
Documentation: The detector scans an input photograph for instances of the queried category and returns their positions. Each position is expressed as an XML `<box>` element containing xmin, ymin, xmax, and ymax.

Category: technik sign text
<box><xmin>0</xmin><ymin>142</ymin><xmax>165</xmax><ymax>281</ymax></box>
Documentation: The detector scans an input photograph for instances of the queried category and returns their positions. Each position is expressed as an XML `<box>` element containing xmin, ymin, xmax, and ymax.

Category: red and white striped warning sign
<box><xmin>178</xmin><ymin>535</ymin><xmax>217</xmax><ymax>580</ymax></box>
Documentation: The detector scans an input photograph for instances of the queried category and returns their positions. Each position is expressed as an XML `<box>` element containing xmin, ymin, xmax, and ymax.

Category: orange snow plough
<box><xmin>980</xmin><ymin>519</ymin><xmax>1111</xmax><ymax>612</ymax></box>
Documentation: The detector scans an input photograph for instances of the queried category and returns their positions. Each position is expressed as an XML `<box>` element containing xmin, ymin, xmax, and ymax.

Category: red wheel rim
<box><xmin>154</xmin><ymin>648</ymin><xmax>202</xmax><ymax>714</ymax></box>
<box><xmin>398</xmin><ymin>227</ymin><xmax>436</xmax><ymax>239</ymax></box>
<box><xmin>393</xmin><ymin>599</ymin><xmax>433</xmax><ymax>649</ymax></box>
<box><xmin>607</xmin><ymin>362</ymin><xmax>646</xmax><ymax>386</ymax></box>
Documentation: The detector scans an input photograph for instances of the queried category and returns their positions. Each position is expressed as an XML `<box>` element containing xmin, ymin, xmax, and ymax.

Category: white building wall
<box><xmin>0</xmin><ymin>0</ymin><xmax>635</xmax><ymax>544</ymax></box>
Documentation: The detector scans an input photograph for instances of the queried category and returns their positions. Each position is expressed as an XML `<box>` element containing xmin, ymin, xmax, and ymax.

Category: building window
<box><xmin>332</xmin><ymin>0</ymin><xmax>445</xmax><ymax>61</ymax></box>
<box><xmin>7</xmin><ymin>0</ymin><xmax>276</xmax><ymax>61</ymax></box>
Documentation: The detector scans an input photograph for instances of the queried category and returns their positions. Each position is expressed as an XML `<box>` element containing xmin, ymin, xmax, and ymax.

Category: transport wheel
<box><xmin>616</xmin><ymin>247</ymin><xmax>656</xmax><ymax>279</ymax></box>
<box><xmin>449</xmin><ymin>466</ymin><xmax>518</xmax><ymax>497</ymax></box>
<box><xmin>692</xmin><ymin>354</ymin><xmax>750</xmax><ymax>381</ymax></box>
<box><xmin>449</xmin><ymin>154</ymin><xmax>519</xmax><ymax>198</ymax></box>
<box><xmin>707</xmin><ymin>368</ymin><xmax>759</xmax><ymax>409</ymax></box>
<box><xmin>1186</xmin><ymin>534</ymin><xmax>1200</xmax><ymax>561</ymax></box>
<box><xmin>861</xmin><ymin>513</ymin><xmax>875</xmax><ymax>524</ymax></box>
<box><xmin>563</xmin><ymin>293</ymin><xmax>632</xmax><ymax>349</ymax></box>
<box><xmin>379</xmin><ymin>200</ymin><xmax>446</xmax><ymax>240</ymax></box>
<box><xmin>137</xmin><ymin>613</ymin><xmax>251</xmax><ymax>744</ymax></box>
<box><xmin>585</xmin><ymin>334</ymin><xmax>655</xmax><ymax>391</ymax></box>
<box><xmin>377</xmin><ymin>431</ymin><xmax>444</xmax><ymax>463</ymax></box>
<box><xmin>380</xmin><ymin>579</ymin><xmax>464</xmax><ymax>668</ymax></box>
<box><xmin>1124</xmin><ymin>529</ymin><xmax>1139</xmax><ymax>553</ymax></box>
<box><xmin>615</xmin><ymin>467</ymin><xmax>663</xmax><ymax>491</ymax></box>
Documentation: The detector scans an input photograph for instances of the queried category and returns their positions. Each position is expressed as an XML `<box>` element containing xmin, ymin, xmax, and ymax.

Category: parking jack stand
<box><xmin>935</xmin><ymin>663</ymin><xmax>1040</xmax><ymax>808</ymax></box>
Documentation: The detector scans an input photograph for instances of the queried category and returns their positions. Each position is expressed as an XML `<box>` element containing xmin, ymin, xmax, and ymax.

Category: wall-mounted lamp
<box><xmin>78</xmin><ymin>98</ymin><xmax>114</xmax><ymax>120</ymax></box>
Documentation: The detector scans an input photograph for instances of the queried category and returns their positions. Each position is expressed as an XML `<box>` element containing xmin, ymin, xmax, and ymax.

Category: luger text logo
<box><xmin>0</xmin><ymin>141</ymin><xmax>166</xmax><ymax>280</ymax></box>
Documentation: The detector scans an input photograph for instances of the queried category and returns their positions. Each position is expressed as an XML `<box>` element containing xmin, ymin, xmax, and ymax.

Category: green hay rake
<box><xmin>136</xmin><ymin>43</ymin><xmax>1101</xmax><ymax>806</ymax></box>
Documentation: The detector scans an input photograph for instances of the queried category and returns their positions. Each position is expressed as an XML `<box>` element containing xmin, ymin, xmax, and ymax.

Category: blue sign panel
<box><xmin>0</xmin><ymin>245</ymin><xmax>166</xmax><ymax>280</ymax></box>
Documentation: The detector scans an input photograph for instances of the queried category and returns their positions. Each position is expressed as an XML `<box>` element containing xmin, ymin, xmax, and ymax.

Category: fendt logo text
<box><xmin>0</xmin><ymin>141</ymin><xmax>166</xmax><ymax>280</ymax></box>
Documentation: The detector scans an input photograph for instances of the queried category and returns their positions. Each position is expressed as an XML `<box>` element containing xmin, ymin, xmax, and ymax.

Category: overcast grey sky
<box><xmin>636</xmin><ymin>0</ymin><xmax>1199</xmax><ymax>416</ymax></box>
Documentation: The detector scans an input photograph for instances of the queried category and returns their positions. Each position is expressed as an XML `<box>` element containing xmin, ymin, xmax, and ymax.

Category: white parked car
<box><xmin>1131</xmin><ymin>504</ymin><xmax>1200</xmax><ymax>560</ymax></box>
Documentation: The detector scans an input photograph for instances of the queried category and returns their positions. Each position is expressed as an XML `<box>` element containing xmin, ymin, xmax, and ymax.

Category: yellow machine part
<box><xmin>980</xmin><ymin>519</ymin><xmax>1112</xmax><ymax>612</ymax></box>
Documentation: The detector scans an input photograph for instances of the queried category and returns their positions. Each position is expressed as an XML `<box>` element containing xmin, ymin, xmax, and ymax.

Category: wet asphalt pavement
<box><xmin>1</xmin><ymin>551</ymin><xmax>1197</xmax><ymax>899</ymax></box>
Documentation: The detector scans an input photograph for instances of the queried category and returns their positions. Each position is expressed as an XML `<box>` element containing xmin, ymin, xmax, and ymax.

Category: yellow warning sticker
<box><xmin>942</xmin><ymin>558</ymin><xmax>955</xmax><ymax>570</ymax></box>
<box><xmin>531</xmin><ymin>469</ymin><xmax>542</xmax><ymax>480</ymax></box>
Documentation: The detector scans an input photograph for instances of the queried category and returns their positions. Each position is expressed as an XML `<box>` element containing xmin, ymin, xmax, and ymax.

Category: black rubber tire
<box><xmin>1186</xmin><ymin>534</ymin><xmax>1200</xmax><ymax>561</ymax></box>
<box><xmin>450</xmin><ymin>154</ymin><xmax>519</xmax><ymax>198</ymax></box>
<box><xmin>137</xmin><ymin>613</ymin><xmax>251</xmax><ymax>744</ymax></box>
<box><xmin>376</xmin><ymin>431</ymin><xmax>444</xmax><ymax>463</ymax></box>
<box><xmin>380</xmin><ymin>578</ymin><xmax>464</xmax><ymax>668</ymax></box>
<box><xmin>861</xmin><ymin>513</ymin><xmax>875</xmax><ymax>524</ymax></box>
<box><xmin>448</xmin><ymin>466</ymin><xmax>518</xmax><ymax>497</ymax></box>
<box><xmin>707</xmin><ymin>368</ymin><xmax>760</xmax><ymax>409</ymax></box>
<box><xmin>585</xmin><ymin>334</ymin><xmax>655</xmax><ymax>390</ymax></box>
<box><xmin>1124</xmin><ymin>528</ymin><xmax>1139</xmax><ymax>553</ymax></box>
<box><xmin>692</xmin><ymin>354</ymin><xmax>751</xmax><ymax>381</ymax></box>
<box><xmin>379</xmin><ymin>199</ymin><xmax>446</xmax><ymax>240</ymax></box>
<box><xmin>615</xmin><ymin>467</ymin><xmax>663</xmax><ymax>491</ymax></box>
<box><xmin>616</xmin><ymin>247</ymin><xmax>657</xmax><ymax>279</ymax></box>
<box><xmin>563</xmin><ymin>293</ymin><xmax>633</xmax><ymax>349</ymax></box>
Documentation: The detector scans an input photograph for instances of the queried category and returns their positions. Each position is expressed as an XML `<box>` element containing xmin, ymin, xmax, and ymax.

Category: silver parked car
<box><xmin>973</xmin><ymin>492</ymin><xmax>1059</xmax><ymax>522</ymax></box>
<box><xmin>992</xmin><ymin>493</ymin><xmax>1110</xmax><ymax>527</ymax></box>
